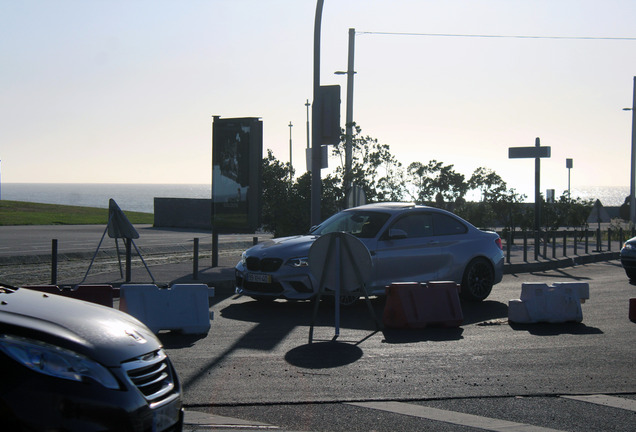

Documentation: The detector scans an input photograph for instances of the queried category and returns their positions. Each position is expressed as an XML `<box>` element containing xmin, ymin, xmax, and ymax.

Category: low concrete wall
<box><xmin>154</xmin><ymin>198</ymin><xmax>211</xmax><ymax>229</ymax></box>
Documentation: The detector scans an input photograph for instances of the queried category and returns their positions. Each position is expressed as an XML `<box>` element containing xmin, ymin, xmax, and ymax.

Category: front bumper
<box><xmin>235</xmin><ymin>265</ymin><xmax>316</xmax><ymax>300</ymax></box>
<box><xmin>0</xmin><ymin>351</ymin><xmax>183</xmax><ymax>432</ymax></box>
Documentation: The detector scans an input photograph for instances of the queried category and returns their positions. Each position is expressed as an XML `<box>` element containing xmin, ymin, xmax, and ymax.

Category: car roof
<box><xmin>346</xmin><ymin>202</ymin><xmax>435</xmax><ymax>213</ymax></box>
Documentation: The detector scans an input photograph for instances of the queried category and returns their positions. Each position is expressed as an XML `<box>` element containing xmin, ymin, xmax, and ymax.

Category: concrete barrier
<box><xmin>21</xmin><ymin>285</ymin><xmax>115</xmax><ymax>307</ymax></box>
<box><xmin>383</xmin><ymin>282</ymin><xmax>463</xmax><ymax>328</ymax></box>
<box><xmin>508</xmin><ymin>282</ymin><xmax>589</xmax><ymax>324</ymax></box>
<box><xmin>119</xmin><ymin>284</ymin><xmax>213</xmax><ymax>334</ymax></box>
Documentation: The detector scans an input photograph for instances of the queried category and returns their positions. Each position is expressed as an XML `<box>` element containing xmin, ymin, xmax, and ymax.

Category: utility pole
<box><xmin>631</xmin><ymin>76</ymin><xmax>636</xmax><ymax>224</ymax></box>
<box><xmin>288</xmin><ymin>121</ymin><xmax>293</xmax><ymax>185</ymax></box>
<box><xmin>305</xmin><ymin>99</ymin><xmax>311</xmax><ymax>150</ymax></box>
<box><xmin>310</xmin><ymin>0</ymin><xmax>324</xmax><ymax>227</ymax></box>
<box><xmin>344</xmin><ymin>28</ymin><xmax>355</xmax><ymax>206</ymax></box>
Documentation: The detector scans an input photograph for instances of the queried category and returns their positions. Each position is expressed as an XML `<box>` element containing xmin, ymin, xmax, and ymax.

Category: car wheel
<box><xmin>461</xmin><ymin>258</ymin><xmax>494</xmax><ymax>302</ymax></box>
<box><xmin>625</xmin><ymin>269</ymin><xmax>636</xmax><ymax>280</ymax></box>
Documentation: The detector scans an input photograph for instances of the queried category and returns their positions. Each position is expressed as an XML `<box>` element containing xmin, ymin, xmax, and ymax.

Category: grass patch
<box><xmin>0</xmin><ymin>200</ymin><xmax>154</xmax><ymax>226</ymax></box>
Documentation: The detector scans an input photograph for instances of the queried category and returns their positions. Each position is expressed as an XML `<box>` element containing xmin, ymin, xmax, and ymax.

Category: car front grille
<box><xmin>245</xmin><ymin>257</ymin><xmax>283</xmax><ymax>272</ymax></box>
<box><xmin>122</xmin><ymin>349</ymin><xmax>178</xmax><ymax>406</ymax></box>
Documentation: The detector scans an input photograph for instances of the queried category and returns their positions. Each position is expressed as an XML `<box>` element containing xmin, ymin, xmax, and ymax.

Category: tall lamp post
<box><xmin>310</xmin><ymin>0</ymin><xmax>324</xmax><ymax>227</ymax></box>
<box><xmin>623</xmin><ymin>76</ymin><xmax>636</xmax><ymax>224</ymax></box>
<box><xmin>334</xmin><ymin>28</ymin><xmax>356</xmax><ymax>207</ymax></box>
<box><xmin>288</xmin><ymin>121</ymin><xmax>293</xmax><ymax>185</ymax></box>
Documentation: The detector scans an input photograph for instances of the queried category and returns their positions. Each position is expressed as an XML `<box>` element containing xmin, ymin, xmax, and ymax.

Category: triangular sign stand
<box><xmin>308</xmin><ymin>232</ymin><xmax>381</xmax><ymax>343</ymax></box>
<box><xmin>79</xmin><ymin>199</ymin><xmax>155</xmax><ymax>285</ymax></box>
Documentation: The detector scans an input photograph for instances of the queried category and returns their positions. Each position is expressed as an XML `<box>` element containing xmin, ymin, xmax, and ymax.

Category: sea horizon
<box><xmin>0</xmin><ymin>182</ymin><xmax>630</xmax><ymax>214</ymax></box>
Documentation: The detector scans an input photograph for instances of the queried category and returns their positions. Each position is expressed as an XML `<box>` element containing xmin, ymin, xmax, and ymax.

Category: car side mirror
<box><xmin>388</xmin><ymin>228</ymin><xmax>407</xmax><ymax>240</ymax></box>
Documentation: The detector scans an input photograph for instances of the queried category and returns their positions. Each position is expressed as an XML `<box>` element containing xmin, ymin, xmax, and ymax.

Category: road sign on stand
<box><xmin>508</xmin><ymin>138</ymin><xmax>552</xmax><ymax>260</ymax></box>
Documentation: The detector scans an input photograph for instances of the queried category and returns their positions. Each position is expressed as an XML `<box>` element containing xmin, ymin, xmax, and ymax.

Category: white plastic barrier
<box><xmin>508</xmin><ymin>282</ymin><xmax>589</xmax><ymax>324</ymax></box>
<box><xmin>119</xmin><ymin>284</ymin><xmax>213</xmax><ymax>334</ymax></box>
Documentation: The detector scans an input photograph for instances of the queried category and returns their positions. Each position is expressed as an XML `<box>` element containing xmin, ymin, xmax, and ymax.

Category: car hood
<box><xmin>0</xmin><ymin>288</ymin><xmax>161</xmax><ymax>367</ymax></box>
<box><xmin>245</xmin><ymin>234</ymin><xmax>318</xmax><ymax>259</ymax></box>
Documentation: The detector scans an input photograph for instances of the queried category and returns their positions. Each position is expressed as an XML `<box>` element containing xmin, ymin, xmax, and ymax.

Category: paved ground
<box><xmin>1</xmin><ymin>225</ymin><xmax>633</xmax><ymax>431</ymax></box>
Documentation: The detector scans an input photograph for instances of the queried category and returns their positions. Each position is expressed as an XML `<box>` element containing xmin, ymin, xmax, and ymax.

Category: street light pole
<box><xmin>344</xmin><ymin>28</ymin><xmax>355</xmax><ymax>206</ymax></box>
<box><xmin>288</xmin><ymin>121</ymin><xmax>293</xmax><ymax>185</ymax></box>
<box><xmin>631</xmin><ymin>76</ymin><xmax>636</xmax><ymax>224</ymax></box>
<box><xmin>305</xmin><ymin>99</ymin><xmax>310</xmax><ymax>150</ymax></box>
<box><xmin>335</xmin><ymin>28</ymin><xmax>356</xmax><ymax>207</ymax></box>
<box><xmin>310</xmin><ymin>0</ymin><xmax>324</xmax><ymax>227</ymax></box>
<box><xmin>624</xmin><ymin>77</ymin><xmax>636</xmax><ymax>225</ymax></box>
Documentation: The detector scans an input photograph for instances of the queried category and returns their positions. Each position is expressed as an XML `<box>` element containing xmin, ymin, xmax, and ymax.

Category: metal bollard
<box><xmin>51</xmin><ymin>239</ymin><xmax>58</xmax><ymax>285</ymax></box>
<box><xmin>193</xmin><ymin>238</ymin><xmax>199</xmax><ymax>280</ymax></box>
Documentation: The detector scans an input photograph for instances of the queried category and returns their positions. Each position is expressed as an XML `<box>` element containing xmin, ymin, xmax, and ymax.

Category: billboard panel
<box><xmin>212</xmin><ymin>117</ymin><xmax>262</xmax><ymax>232</ymax></box>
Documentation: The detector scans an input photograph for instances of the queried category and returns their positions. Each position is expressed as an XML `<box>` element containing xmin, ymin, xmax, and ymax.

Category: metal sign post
<box><xmin>509</xmin><ymin>138</ymin><xmax>551</xmax><ymax>259</ymax></box>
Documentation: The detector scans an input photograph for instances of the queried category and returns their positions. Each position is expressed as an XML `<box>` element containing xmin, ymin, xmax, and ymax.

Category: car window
<box><xmin>390</xmin><ymin>213</ymin><xmax>434</xmax><ymax>238</ymax></box>
<box><xmin>433</xmin><ymin>213</ymin><xmax>467</xmax><ymax>235</ymax></box>
<box><xmin>314</xmin><ymin>211</ymin><xmax>391</xmax><ymax>238</ymax></box>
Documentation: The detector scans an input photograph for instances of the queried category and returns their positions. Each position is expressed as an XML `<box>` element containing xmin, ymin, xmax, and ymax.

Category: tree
<box><xmin>331</xmin><ymin>124</ymin><xmax>406</xmax><ymax>204</ymax></box>
<box><xmin>406</xmin><ymin>160</ymin><xmax>467</xmax><ymax>210</ymax></box>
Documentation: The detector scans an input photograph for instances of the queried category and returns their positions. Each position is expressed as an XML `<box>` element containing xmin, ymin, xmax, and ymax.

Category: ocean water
<box><xmin>0</xmin><ymin>183</ymin><xmax>628</xmax><ymax>214</ymax></box>
<box><xmin>1</xmin><ymin>183</ymin><xmax>211</xmax><ymax>214</ymax></box>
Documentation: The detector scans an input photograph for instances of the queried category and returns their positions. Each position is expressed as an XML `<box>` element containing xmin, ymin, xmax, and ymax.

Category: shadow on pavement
<box><xmin>509</xmin><ymin>322</ymin><xmax>604</xmax><ymax>335</ymax></box>
<box><xmin>285</xmin><ymin>341</ymin><xmax>363</xmax><ymax>369</ymax></box>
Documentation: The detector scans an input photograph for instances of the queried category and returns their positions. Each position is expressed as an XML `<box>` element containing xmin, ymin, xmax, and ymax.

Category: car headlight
<box><xmin>623</xmin><ymin>243</ymin><xmax>635</xmax><ymax>250</ymax></box>
<box><xmin>0</xmin><ymin>334</ymin><xmax>120</xmax><ymax>390</ymax></box>
<box><xmin>286</xmin><ymin>257</ymin><xmax>309</xmax><ymax>268</ymax></box>
<box><xmin>240</xmin><ymin>251</ymin><xmax>247</xmax><ymax>265</ymax></box>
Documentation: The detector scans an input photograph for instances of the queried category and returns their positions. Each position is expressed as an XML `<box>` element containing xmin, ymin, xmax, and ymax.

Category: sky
<box><xmin>2</xmin><ymin>0</ymin><xmax>636</xmax><ymax>202</ymax></box>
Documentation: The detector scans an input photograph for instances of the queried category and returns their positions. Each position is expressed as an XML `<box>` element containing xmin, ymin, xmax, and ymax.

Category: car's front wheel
<box><xmin>460</xmin><ymin>258</ymin><xmax>494</xmax><ymax>302</ymax></box>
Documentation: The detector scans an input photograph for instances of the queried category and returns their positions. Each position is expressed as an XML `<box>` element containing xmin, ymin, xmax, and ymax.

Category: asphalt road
<box><xmin>167</xmin><ymin>261</ymin><xmax>636</xmax><ymax>431</ymax></box>
<box><xmin>0</xmin><ymin>224</ymin><xmax>266</xmax><ymax>258</ymax></box>
<box><xmin>2</xmin><ymin>225</ymin><xmax>634</xmax><ymax>430</ymax></box>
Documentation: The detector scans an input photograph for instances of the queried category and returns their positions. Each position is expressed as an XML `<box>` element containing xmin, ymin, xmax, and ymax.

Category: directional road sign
<box><xmin>508</xmin><ymin>146</ymin><xmax>551</xmax><ymax>159</ymax></box>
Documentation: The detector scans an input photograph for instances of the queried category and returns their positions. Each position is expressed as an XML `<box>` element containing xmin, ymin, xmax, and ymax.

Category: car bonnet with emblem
<box><xmin>0</xmin><ymin>287</ymin><xmax>158</xmax><ymax>366</ymax></box>
<box><xmin>244</xmin><ymin>235</ymin><xmax>317</xmax><ymax>262</ymax></box>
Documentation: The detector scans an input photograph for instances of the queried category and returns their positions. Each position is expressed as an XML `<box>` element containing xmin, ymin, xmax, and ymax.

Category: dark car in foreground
<box><xmin>620</xmin><ymin>236</ymin><xmax>636</xmax><ymax>279</ymax></box>
<box><xmin>236</xmin><ymin>202</ymin><xmax>504</xmax><ymax>303</ymax></box>
<box><xmin>0</xmin><ymin>283</ymin><xmax>183</xmax><ymax>431</ymax></box>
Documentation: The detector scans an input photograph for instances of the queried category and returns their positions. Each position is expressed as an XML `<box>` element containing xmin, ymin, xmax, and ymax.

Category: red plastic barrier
<box><xmin>630</xmin><ymin>298</ymin><xmax>636</xmax><ymax>323</ymax></box>
<box><xmin>383</xmin><ymin>281</ymin><xmax>463</xmax><ymax>328</ymax></box>
<box><xmin>21</xmin><ymin>285</ymin><xmax>115</xmax><ymax>307</ymax></box>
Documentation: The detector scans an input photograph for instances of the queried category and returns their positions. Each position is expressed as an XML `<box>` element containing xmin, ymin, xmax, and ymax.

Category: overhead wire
<box><xmin>357</xmin><ymin>31</ymin><xmax>636</xmax><ymax>41</ymax></box>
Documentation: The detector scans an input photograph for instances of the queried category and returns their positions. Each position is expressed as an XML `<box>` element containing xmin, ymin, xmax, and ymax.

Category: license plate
<box><xmin>247</xmin><ymin>273</ymin><xmax>271</xmax><ymax>283</ymax></box>
<box><xmin>152</xmin><ymin>398</ymin><xmax>180</xmax><ymax>431</ymax></box>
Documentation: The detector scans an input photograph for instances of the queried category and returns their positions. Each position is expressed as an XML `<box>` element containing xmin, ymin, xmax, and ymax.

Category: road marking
<box><xmin>183</xmin><ymin>410</ymin><xmax>278</xmax><ymax>429</ymax></box>
<box><xmin>348</xmin><ymin>401</ymin><xmax>564</xmax><ymax>432</ymax></box>
<box><xmin>561</xmin><ymin>394</ymin><xmax>636</xmax><ymax>412</ymax></box>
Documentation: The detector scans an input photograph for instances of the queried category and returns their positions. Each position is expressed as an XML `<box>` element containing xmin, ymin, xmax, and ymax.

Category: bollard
<box><xmin>552</xmin><ymin>231</ymin><xmax>556</xmax><ymax>259</ymax></box>
<box><xmin>574</xmin><ymin>230</ymin><xmax>578</xmax><ymax>255</ymax></box>
<box><xmin>193</xmin><ymin>237</ymin><xmax>199</xmax><ymax>280</ymax></box>
<box><xmin>608</xmin><ymin>228</ymin><xmax>612</xmax><ymax>251</ymax></box>
<box><xmin>253</xmin><ymin>236</ymin><xmax>258</xmax><ymax>246</ymax></box>
<box><xmin>51</xmin><ymin>239</ymin><xmax>58</xmax><ymax>285</ymax></box>
<box><xmin>506</xmin><ymin>231</ymin><xmax>511</xmax><ymax>264</ymax></box>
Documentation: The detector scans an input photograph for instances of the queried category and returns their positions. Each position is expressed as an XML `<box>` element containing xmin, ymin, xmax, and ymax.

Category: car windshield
<box><xmin>311</xmin><ymin>210</ymin><xmax>391</xmax><ymax>239</ymax></box>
